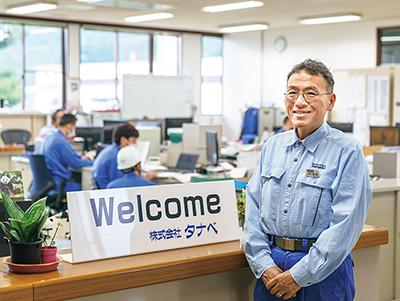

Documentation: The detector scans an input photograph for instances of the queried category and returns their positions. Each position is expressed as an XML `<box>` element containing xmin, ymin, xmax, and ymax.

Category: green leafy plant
<box><xmin>237</xmin><ymin>188</ymin><xmax>246</xmax><ymax>222</ymax></box>
<box><xmin>41</xmin><ymin>222</ymin><xmax>62</xmax><ymax>248</ymax></box>
<box><xmin>0</xmin><ymin>190</ymin><xmax>49</xmax><ymax>243</ymax></box>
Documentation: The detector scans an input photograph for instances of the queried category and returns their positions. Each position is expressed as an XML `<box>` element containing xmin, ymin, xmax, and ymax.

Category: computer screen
<box><xmin>206</xmin><ymin>130</ymin><xmax>218</xmax><ymax>166</ymax></box>
<box><xmin>370</xmin><ymin>126</ymin><xmax>400</xmax><ymax>146</ymax></box>
<box><xmin>101</xmin><ymin>119</ymin><xmax>128</xmax><ymax>144</ymax></box>
<box><xmin>135</xmin><ymin>120</ymin><xmax>163</xmax><ymax>143</ymax></box>
<box><xmin>76</xmin><ymin>126</ymin><xmax>103</xmax><ymax>151</ymax></box>
<box><xmin>327</xmin><ymin>122</ymin><xmax>353</xmax><ymax>133</ymax></box>
<box><xmin>164</xmin><ymin>117</ymin><xmax>192</xmax><ymax>141</ymax></box>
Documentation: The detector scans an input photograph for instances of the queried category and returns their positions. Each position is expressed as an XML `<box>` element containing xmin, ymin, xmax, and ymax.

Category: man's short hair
<box><xmin>114</xmin><ymin>123</ymin><xmax>139</xmax><ymax>145</ymax></box>
<box><xmin>59</xmin><ymin>113</ymin><xmax>77</xmax><ymax>126</ymax></box>
<box><xmin>51</xmin><ymin>109</ymin><xmax>64</xmax><ymax>121</ymax></box>
<box><xmin>287</xmin><ymin>59</ymin><xmax>335</xmax><ymax>93</ymax></box>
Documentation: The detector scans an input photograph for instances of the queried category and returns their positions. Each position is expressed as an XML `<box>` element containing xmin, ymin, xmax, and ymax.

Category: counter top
<box><xmin>0</xmin><ymin>225</ymin><xmax>388</xmax><ymax>301</ymax></box>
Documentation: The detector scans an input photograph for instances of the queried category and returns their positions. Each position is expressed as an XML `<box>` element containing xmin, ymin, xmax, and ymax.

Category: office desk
<box><xmin>0</xmin><ymin>225</ymin><xmax>388</xmax><ymax>301</ymax></box>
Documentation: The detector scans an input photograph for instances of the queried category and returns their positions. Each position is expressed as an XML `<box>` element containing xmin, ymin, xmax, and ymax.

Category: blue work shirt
<box><xmin>92</xmin><ymin>142</ymin><xmax>123</xmax><ymax>189</ymax></box>
<box><xmin>106</xmin><ymin>172</ymin><xmax>156</xmax><ymax>189</ymax></box>
<box><xmin>42</xmin><ymin>130</ymin><xmax>93</xmax><ymax>190</ymax></box>
<box><xmin>242</xmin><ymin>122</ymin><xmax>372</xmax><ymax>287</ymax></box>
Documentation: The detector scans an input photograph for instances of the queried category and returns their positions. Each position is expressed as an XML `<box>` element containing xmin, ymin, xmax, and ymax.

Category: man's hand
<box><xmin>261</xmin><ymin>266</ymin><xmax>283</xmax><ymax>287</ymax></box>
<box><xmin>266</xmin><ymin>270</ymin><xmax>301</xmax><ymax>300</ymax></box>
<box><xmin>143</xmin><ymin>171</ymin><xmax>157</xmax><ymax>181</ymax></box>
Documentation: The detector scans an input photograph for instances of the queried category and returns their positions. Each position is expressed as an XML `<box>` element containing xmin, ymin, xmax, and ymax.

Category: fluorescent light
<box><xmin>202</xmin><ymin>1</ymin><xmax>264</xmax><ymax>13</ymax></box>
<box><xmin>299</xmin><ymin>13</ymin><xmax>361</xmax><ymax>25</ymax></box>
<box><xmin>6</xmin><ymin>2</ymin><xmax>57</xmax><ymax>15</ymax></box>
<box><xmin>125</xmin><ymin>12</ymin><xmax>174</xmax><ymax>23</ymax></box>
<box><xmin>381</xmin><ymin>36</ymin><xmax>400</xmax><ymax>42</ymax></box>
<box><xmin>218</xmin><ymin>23</ymin><xmax>268</xmax><ymax>33</ymax></box>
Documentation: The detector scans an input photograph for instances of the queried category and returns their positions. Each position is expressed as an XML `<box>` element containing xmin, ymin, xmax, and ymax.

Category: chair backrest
<box><xmin>26</xmin><ymin>153</ymin><xmax>56</xmax><ymax>200</ymax></box>
<box><xmin>1</xmin><ymin>129</ymin><xmax>31</xmax><ymax>145</ymax></box>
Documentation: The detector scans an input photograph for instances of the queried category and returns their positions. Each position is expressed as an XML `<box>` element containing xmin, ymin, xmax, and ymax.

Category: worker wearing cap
<box><xmin>106</xmin><ymin>146</ymin><xmax>156</xmax><ymax>189</ymax></box>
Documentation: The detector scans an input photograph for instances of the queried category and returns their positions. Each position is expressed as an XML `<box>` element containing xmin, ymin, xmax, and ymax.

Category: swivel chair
<box><xmin>1</xmin><ymin>129</ymin><xmax>31</xmax><ymax>146</ymax></box>
<box><xmin>26</xmin><ymin>153</ymin><xmax>67</xmax><ymax>213</ymax></box>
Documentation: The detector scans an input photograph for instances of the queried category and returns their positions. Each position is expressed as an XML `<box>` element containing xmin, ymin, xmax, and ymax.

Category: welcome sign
<box><xmin>66</xmin><ymin>180</ymin><xmax>241</xmax><ymax>263</ymax></box>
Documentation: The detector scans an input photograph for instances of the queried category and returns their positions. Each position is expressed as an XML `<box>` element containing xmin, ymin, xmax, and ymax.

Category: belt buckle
<box><xmin>282</xmin><ymin>238</ymin><xmax>295</xmax><ymax>251</ymax></box>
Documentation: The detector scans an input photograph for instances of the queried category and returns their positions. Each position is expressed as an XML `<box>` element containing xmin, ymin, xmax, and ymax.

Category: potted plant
<box><xmin>0</xmin><ymin>190</ymin><xmax>49</xmax><ymax>264</ymax></box>
<box><xmin>41</xmin><ymin>222</ymin><xmax>62</xmax><ymax>263</ymax></box>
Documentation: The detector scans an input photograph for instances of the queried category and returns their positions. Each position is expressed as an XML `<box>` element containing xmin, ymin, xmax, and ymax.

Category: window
<box><xmin>24</xmin><ymin>25</ymin><xmax>64</xmax><ymax>112</ymax></box>
<box><xmin>153</xmin><ymin>34</ymin><xmax>180</xmax><ymax>76</ymax></box>
<box><xmin>201</xmin><ymin>36</ymin><xmax>223</xmax><ymax>115</ymax></box>
<box><xmin>80</xmin><ymin>27</ymin><xmax>181</xmax><ymax>112</ymax></box>
<box><xmin>0</xmin><ymin>22</ymin><xmax>64</xmax><ymax>112</ymax></box>
<box><xmin>80</xmin><ymin>28</ymin><xmax>117</xmax><ymax>112</ymax></box>
<box><xmin>378</xmin><ymin>27</ymin><xmax>400</xmax><ymax>65</ymax></box>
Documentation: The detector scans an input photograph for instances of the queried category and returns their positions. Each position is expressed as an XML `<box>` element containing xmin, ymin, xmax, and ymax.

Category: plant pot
<box><xmin>5</xmin><ymin>237</ymin><xmax>43</xmax><ymax>264</ymax></box>
<box><xmin>41</xmin><ymin>246</ymin><xmax>58</xmax><ymax>264</ymax></box>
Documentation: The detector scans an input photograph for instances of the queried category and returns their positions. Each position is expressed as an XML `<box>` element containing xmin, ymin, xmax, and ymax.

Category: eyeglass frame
<box><xmin>284</xmin><ymin>91</ymin><xmax>332</xmax><ymax>102</ymax></box>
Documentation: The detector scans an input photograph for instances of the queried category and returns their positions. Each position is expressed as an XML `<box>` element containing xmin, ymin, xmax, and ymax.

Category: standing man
<box><xmin>42</xmin><ymin>113</ymin><xmax>93</xmax><ymax>193</ymax></box>
<box><xmin>106</xmin><ymin>146</ymin><xmax>156</xmax><ymax>189</ymax></box>
<box><xmin>242</xmin><ymin>59</ymin><xmax>372</xmax><ymax>300</ymax></box>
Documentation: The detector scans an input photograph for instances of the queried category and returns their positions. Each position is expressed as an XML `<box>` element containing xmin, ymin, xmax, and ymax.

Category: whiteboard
<box><xmin>122</xmin><ymin>74</ymin><xmax>193</xmax><ymax>119</ymax></box>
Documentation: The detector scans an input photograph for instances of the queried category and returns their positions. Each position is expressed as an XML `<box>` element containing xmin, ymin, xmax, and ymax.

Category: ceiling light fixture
<box><xmin>218</xmin><ymin>23</ymin><xmax>268</xmax><ymax>33</ymax></box>
<box><xmin>6</xmin><ymin>1</ymin><xmax>57</xmax><ymax>15</ymax></box>
<box><xmin>125</xmin><ymin>12</ymin><xmax>174</xmax><ymax>23</ymax></box>
<box><xmin>381</xmin><ymin>36</ymin><xmax>400</xmax><ymax>43</ymax></box>
<box><xmin>299</xmin><ymin>13</ymin><xmax>362</xmax><ymax>25</ymax></box>
<box><xmin>202</xmin><ymin>1</ymin><xmax>264</xmax><ymax>13</ymax></box>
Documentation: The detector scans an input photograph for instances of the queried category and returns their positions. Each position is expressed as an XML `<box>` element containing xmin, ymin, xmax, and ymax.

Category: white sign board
<box><xmin>66</xmin><ymin>181</ymin><xmax>241</xmax><ymax>263</ymax></box>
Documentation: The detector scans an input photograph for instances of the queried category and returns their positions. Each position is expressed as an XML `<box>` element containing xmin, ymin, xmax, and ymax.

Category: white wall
<box><xmin>222</xmin><ymin>31</ymin><xmax>263</xmax><ymax>140</ymax></box>
<box><xmin>222</xmin><ymin>17</ymin><xmax>400</xmax><ymax>140</ymax></box>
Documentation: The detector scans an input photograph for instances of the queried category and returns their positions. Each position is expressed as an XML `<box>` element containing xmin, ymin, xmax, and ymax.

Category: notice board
<box><xmin>122</xmin><ymin>74</ymin><xmax>193</xmax><ymax>119</ymax></box>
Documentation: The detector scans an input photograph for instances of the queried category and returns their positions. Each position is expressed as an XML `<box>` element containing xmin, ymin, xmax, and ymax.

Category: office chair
<box><xmin>26</xmin><ymin>153</ymin><xmax>67</xmax><ymax>213</ymax></box>
<box><xmin>1</xmin><ymin>129</ymin><xmax>31</xmax><ymax>146</ymax></box>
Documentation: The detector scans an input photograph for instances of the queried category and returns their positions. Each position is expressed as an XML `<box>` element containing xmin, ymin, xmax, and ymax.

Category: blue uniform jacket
<box><xmin>42</xmin><ymin>130</ymin><xmax>93</xmax><ymax>189</ymax></box>
<box><xmin>242</xmin><ymin>122</ymin><xmax>372</xmax><ymax>287</ymax></box>
<box><xmin>91</xmin><ymin>142</ymin><xmax>124</xmax><ymax>189</ymax></box>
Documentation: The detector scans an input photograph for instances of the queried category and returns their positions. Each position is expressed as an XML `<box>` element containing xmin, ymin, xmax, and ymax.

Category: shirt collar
<box><xmin>283</xmin><ymin>122</ymin><xmax>329</xmax><ymax>153</ymax></box>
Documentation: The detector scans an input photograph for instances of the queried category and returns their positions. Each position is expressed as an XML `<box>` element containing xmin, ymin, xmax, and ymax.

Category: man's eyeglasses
<box><xmin>284</xmin><ymin>91</ymin><xmax>331</xmax><ymax>102</ymax></box>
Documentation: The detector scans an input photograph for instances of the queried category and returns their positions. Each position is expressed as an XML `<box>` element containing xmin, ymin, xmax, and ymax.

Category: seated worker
<box><xmin>106</xmin><ymin>146</ymin><xmax>155</xmax><ymax>189</ymax></box>
<box><xmin>42</xmin><ymin>113</ymin><xmax>93</xmax><ymax>193</ymax></box>
<box><xmin>92</xmin><ymin>123</ymin><xmax>156</xmax><ymax>189</ymax></box>
<box><xmin>39</xmin><ymin>108</ymin><xmax>64</xmax><ymax>139</ymax></box>
<box><xmin>275</xmin><ymin>116</ymin><xmax>293</xmax><ymax>134</ymax></box>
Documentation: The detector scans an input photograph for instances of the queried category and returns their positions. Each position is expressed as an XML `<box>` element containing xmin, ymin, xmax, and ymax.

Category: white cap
<box><xmin>117</xmin><ymin>146</ymin><xmax>141</xmax><ymax>171</ymax></box>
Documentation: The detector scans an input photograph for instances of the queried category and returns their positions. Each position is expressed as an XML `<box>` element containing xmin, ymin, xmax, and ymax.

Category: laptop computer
<box><xmin>173</xmin><ymin>153</ymin><xmax>199</xmax><ymax>173</ymax></box>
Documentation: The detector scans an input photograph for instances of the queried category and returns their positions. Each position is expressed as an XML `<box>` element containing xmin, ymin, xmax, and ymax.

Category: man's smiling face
<box><xmin>285</xmin><ymin>70</ymin><xmax>336</xmax><ymax>140</ymax></box>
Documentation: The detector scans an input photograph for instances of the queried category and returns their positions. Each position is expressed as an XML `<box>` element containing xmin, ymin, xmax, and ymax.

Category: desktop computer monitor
<box><xmin>206</xmin><ymin>130</ymin><xmax>218</xmax><ymax>166</ymax></box>
<box><xmin>76</xmin><ymin>126</ymin><xmax>103</xmax><ymax>151</ymax></box>
<box><xmin>135</xmin><ymin>120</ymin><xmax>163</xmax><ymax>143</ymax></box>
<box><xmin>164</xmin><ymin>117</ymin><xmax>193</xmax><ymax>141</ymax></box>
<box><xmin>101</xmin><ymin>119</ymin><xmax>128</xmax><ymax>144</ymax></box>
<box><xmin>136</xmin><ymin>126</ymin><xmax>161</xmax><ymax>158</ymax></box>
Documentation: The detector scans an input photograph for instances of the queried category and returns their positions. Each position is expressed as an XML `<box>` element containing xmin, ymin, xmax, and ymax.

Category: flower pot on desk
<box><xmin>5</xmin><ymin>237</ymin><xmax>43</xmax><ymax>264</ymax></box>
<box><xmin>41</xmin><ymin>246</ymin><xmax>58</xmax><ymax>263</ymax></box>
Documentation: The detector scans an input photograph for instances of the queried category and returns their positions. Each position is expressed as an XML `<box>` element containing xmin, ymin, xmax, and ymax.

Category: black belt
<box><xmin>269</xmin><ymin>235</ymin><xmax>317</xmax><ymax>252</ymax></box>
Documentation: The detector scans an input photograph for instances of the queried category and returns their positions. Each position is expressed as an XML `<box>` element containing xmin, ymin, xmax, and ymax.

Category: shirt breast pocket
<box><xmin>260</xmin><ymin>166</ymin><xmax>286</xmax><ymax>221</ymax></box>
<box><xmin>293</xmin><ymin>174</ymin><xmax>333</xmax><ymax>228</ymax></box>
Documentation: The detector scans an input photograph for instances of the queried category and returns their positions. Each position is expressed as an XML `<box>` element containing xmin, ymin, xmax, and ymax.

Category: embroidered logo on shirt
<box><xmin>311</xmin><ymin>163</ymin><xmax>326</xmax><ymax>170</ymax></box>
<box><xmin>306</xmin><ymin>169</ymin><xmax>319</xmax><ymax>177</ymax></box>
